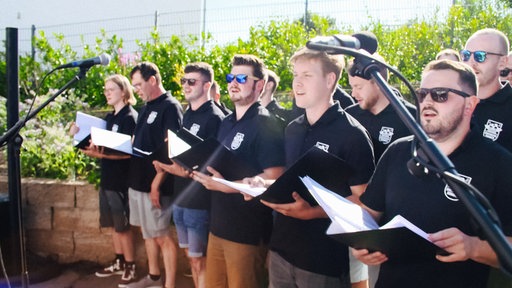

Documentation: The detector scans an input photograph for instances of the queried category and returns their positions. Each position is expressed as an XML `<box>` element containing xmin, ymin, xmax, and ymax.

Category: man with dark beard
<box><xmin>353</xmin><ymin>59</ymin><xmax>512</xmax><ymax>288</ymax></box>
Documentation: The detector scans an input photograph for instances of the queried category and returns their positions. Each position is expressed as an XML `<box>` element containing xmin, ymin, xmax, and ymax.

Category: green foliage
<box><xmin>1</xmin><ymin>0</ymin><xmax>512</xmax><ymax>182</ymax></box>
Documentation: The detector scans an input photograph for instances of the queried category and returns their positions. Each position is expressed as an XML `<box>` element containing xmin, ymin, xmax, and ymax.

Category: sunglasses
<box><xmin>460</xmin><ymin>49</ymin><xmax>504</xmax><ymax>63</ymax></box>
<box><xmin>415</xmin><ymin>87</ymin><xmax>471</xmax><ymax>103</ymax></box>
<box><xmin>180</xmin><ymin>78</ymin><xmax>203</xmax><ymax>86</ymax></box>
<box><xmin>500</xmin><ymin>68</ymin><xmax>512</xmax><ymax>77</ymax></box>
<box><xmin>226</xmin><ymin>74</ymin><xmax>259</xmax><ymax>84</ymax></box>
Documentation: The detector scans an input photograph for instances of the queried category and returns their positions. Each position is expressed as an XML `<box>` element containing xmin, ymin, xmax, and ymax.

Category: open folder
<box><xmin>168</xmin><ymin>130</ymin><xmax>258</xmax><ymax>181</ymax></box>
<box><xmin>210</xmin><ymin>146</ymin><xmax>354</xmax><ymax>204</ymax></box>
<box><xmin>301</xmin><ymin>176</ymin><xmax>449</xmax><ymax>262</ymax></box>
<box><xmin>73</xmin><ymin>112</ymin><xmax>106</xmax><ymax>149</ymax></box>
<box><xmin>90</xmin><ymin>127</ymin><xmax>135</xmax><ymax>155</ymax></box>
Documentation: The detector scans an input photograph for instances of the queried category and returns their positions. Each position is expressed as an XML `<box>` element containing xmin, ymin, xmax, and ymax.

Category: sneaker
<box><xmin>118</xmin><ymin>263</ymin><xmax>137</xmax><ymax>288</ymax></box>
<box><xmin>95</xmin><ymin>258</ymin><xmax>124</xmax><ymax>277</ymax></box>
<box><xmin>125</xmin><ymin>274</ymin><xmax>162</xmax><ymax>288</ymax></box>
<box><xmin>183</xmin><ymin>268</ymin><xmax>192</xmax><ymax>278</ymax></box>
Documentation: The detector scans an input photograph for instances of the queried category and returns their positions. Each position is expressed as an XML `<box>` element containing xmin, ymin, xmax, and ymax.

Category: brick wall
<box><xmin>0</xmin><ymin>175</ymin><xmax>187</xmax><ymax>271</ymax></box>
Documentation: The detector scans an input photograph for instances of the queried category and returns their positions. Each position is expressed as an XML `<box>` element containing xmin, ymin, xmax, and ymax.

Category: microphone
<box><xmin>56</xmin><ymin>53</ymin><xmax>111</xmax><ymax>69</ymax></box>
<box><xmin>306</xmin><ymin>31</ymin><xmax>378</xmax><ymax>54</ymax></box>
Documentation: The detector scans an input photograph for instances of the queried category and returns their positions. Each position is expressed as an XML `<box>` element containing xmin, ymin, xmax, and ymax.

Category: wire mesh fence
<box><xmin>7</xmin><ymin>0</ymin><xmax>454</xmax><ymax>55</ymax></box>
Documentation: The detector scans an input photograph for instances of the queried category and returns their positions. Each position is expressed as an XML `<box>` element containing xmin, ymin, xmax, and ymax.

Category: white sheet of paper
<box><xmin>301</xmin><ymin>176</ymin><xmax>379</xmax><ymax>233</ymax></box>
<box><xmin>73</xmin><ymin>111</ymin><xmax>106</xmax><ymax>145</ymax></box>
<box><xmin>167</xmin><ymin>129</ymin><xmax>192</xmax><ymax>158</ymax></box>
<box><xmin>211</xmin><ymin>177</ymin><xmax>266</xmax><ymax>197</ymax></box>
<box><xmin>90</xmin><ymin>127</ymin><xmax>133</xmax><ymax>155</ymax></box>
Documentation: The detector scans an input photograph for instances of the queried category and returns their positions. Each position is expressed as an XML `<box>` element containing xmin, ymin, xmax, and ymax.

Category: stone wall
<box><xmin>0</xmin><ymin>175</ymin><xmax>187</xmax><ymax>270</ymax></box>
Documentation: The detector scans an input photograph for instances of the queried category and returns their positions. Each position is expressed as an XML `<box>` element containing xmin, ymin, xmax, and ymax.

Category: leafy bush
<box><xmin>1</xmin><ymin>0</ymin><xmax>511</xmax><ymax>183</ymax></box>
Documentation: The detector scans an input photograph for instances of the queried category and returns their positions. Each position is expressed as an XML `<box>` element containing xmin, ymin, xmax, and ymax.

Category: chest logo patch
<box><xmin>231</xmin><ymin>132</ymin><xmax>244</xmax><ymax>150</ymax></box>
<box><xmin>444</xmin><ymin>174</ymin><xmax>472</xmax><ymax>201</ymax></box>
<box><xmin>112</xmin><ymin>124</ymin><xmax>119</xmax><ymax>132</ymax></box>
<box><xmin>483</xmin><ymin>119</ymin><xmax>503</xmax><ymax>141</ymax></box>
<box><xmin>315</xmin><ymin>142</ymin><xmax>330</xmax><ymax>152</ymax></box>
<box><xmin>190</xmin><ymin>123</ymin><xmax>200</xmax><ymax>135</ymax></box>
<box><xmin>147</xmin><ymin>111</ymin><xmax>158</xmax><ymax>124</ymax></box>
<box><xmin>378</xmin><ymin>126</ymin><xmax>394</xmax><ymax>144</ymax></box>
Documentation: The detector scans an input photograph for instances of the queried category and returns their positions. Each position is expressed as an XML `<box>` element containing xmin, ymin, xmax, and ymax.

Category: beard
<box><xmin>421</xmin><ymin>105</ymin><xmax>464</xmax><ymax>141</ymax></box>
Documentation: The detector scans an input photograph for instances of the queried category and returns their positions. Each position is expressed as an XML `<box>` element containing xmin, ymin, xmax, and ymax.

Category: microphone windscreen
<box><xmin>99</xmin><ymin>53</ymin><xmax>111</xmax><ymax>66</ymax></box>
<box><xmin>352</xmin><ymin>32</ymin><xmax>378</xmax><ymax>54</ymax></box>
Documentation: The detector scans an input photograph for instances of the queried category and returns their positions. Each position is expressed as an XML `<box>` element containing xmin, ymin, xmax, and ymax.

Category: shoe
<box><xmin>118</xmin><ymin>263</ymin><xmax>137</xmax><ymax>288</ymax></box>
<box><xmin>125</xmin><ymin>274</ymin><xmax>162</xmax><ymax>288</ymax></box>
<box><xmin>95</xmin><ymin>258</ymin><xmax>124</xmax><ymax>277</ymax></box>
<box><xmin>183</xmin><ymin>268</ymin><xmax>192</xmax><ymax>278</ymax></box>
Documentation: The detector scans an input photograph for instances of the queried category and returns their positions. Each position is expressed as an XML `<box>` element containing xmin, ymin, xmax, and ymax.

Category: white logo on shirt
<box><xmin>112</xmin><ymin>124</ymin><xmax>119</xmax><ymax>132</ymax></box>
<box><xmin>231</xmin><ymin>132</ymin><xmax>244</xmax><ymax>150</ymax></box>
<box><xmin>444</xmin><ymin>174</ymin><xmax>472</xmax><ymax>201</ymax></box>
<box><xmin>315</xmin><ymin>142</ymin><xmax>330</xmax><ymax>152</ymax></box>
<box><xmin>378</xmin><ymin>126</ymin><xmax>394</xmax><ymax>144</ymax></box>
<box><xmin>483</xmin><ymin>119</ymin><xmax>503</xmax><ymax>141</ymax></box>
<box><xmin>190</xmin><ymin>123</ymin><xmax>200</xmax><ymax>135</ymax></box>
<box><xmin>147</xmin><ymin>111</ymin><xmax>158</xmax><ymax>124</ymax></box>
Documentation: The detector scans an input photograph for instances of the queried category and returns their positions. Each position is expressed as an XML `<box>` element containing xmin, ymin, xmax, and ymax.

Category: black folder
<box><xmin>260</xmin><ymin>146</ymin><xmax>354</xmax><ymax>205</ymax></box>
<box><xmin>170</xmin><ymin>137</ymin><xmax>259</xmax><ymax>181</ymax></box>
<box><xmin>329</xmin><ymin>227</ymin><xmax>450</xmax><ymax>263</ymax></box>
<box><xmin>74</xmin><ymin>135</ymin><xmax>91</xmax><ymax>149</ymax></box>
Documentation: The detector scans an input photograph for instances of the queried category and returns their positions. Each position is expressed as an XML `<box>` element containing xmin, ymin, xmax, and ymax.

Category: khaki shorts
<box><xmin>128</xmin><ymin>187</ymin><xmax>173</xmax><ymax>239</ymax></box>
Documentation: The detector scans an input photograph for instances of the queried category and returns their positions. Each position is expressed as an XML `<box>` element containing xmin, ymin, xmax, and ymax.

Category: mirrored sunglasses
<box><xmin>226</xmin><ymin>73</ymin><xmax>259</xmax><ymax>84</ymax></box>
<box><xmin>460</xmin><ymin>49</ymin><xmax>504</xmax><ymax>63</ymax></box>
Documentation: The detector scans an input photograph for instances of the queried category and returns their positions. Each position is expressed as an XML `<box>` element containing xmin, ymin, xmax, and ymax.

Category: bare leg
<box><xmin>145</xmin><ymin>238</ymin><xmax>161</xmax><ymax>276</ymax></box>
<box><xmin>157</xmin><ymin>230</ymin><xmax>177</xmax><ymax>288</ymax></box>
<box><xmin>190</xmin><ymin>256</ymin><xmax>206</xmax><ymax>288</ymax></box>
<box><xmin>117</xmin><ymin>229</ymin><xmax>134</xmax><ymax>262</ymax></box>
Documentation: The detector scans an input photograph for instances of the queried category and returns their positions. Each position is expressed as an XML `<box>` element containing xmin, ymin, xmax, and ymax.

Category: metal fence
<box><xmin>8</xmin><ymin>0</ymin><xmax>454</xmax><ymax>55</ymax></box>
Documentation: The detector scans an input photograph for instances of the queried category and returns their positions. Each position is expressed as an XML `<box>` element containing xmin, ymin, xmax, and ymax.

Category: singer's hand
<box><xmin>68</xmin><ymin>122</ymin><xmax>80</xmax><ymax>136</ymax></box>
<box><xmin>260</xmin><ymin>192</ymin><xmax>325</xmax><ymax>220</ymax></box>
<box><xmin>351</xmin><ymin>248</ymin><xmax>388</xmax><ymax>266</ymax></box>
<box><xmin>192</xmin><ymin>167</ymin><xmax>235</xmax><ymax>193</ymax></box>
<box><xmin>429</xmin><ymin>228</ymin><xmax>476</xmax><ymax>263</ymax></box>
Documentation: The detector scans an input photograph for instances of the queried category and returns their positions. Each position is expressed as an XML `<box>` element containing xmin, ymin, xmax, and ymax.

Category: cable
<box><xmin>0</xmin><ymin>242</ymin><xmax>12</xmax><ymax>288</ymax></box>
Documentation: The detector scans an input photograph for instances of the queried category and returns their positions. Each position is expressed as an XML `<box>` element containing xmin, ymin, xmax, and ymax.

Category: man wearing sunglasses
<box><xmin>152</xmin><ymin>62</ymin><xmax>225</xmax><ymax>288</ymax></box>
<box><xmin>346</xmin><ymin>53</ymin><xmax>417</xmax><ymax>161</ymax></box>
<box><xmin>353</xmin><ymin>59</ymin><xmax>512</xmax><ymax>288</ymax></box>
<box><xmin>462</xmin><ymin>28</ymin><xmax>512</xmax><ymax>152</ymax></box>
<box><xmin>192</xmin><ymin>54</ymin><xmax>285</xmax><ymax>288</ymax></box>
<box><xmin>499</xmin><ymin>51</ymin><xmax>512</xmax><ymax>84</ymax></box>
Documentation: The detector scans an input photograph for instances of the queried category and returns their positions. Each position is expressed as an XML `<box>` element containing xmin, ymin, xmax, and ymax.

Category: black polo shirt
<box><xmin>472</xmin><ymin>83</ymin><xmax>512</xmax><ymax>152</ymax></box>
<box><xmin>361</xmin><ymin>130</ymin><xmax>512</xmax><ymax>288</ymax></box>
<box><xmin>210</xmin><ymin>102</ymin><xmax>285</xmax><ymax>245</ymax></box>
<box><xmin>174</xmin><ymin>100</ymin><xmax>225</xmax><ymax>209</ymax></box>
<box><xmin>346</xmin><ymin>100</ymin><xmax>416</xmax><ymax>161</ymax></box>
<box><xmin>265</xmin><ymin>99</ymin><xmax>289</xmax><ymax>128</ymax></box>
<box><xmin>129</xmin><ymin>92</ymin><xmax>183</xmax><ymax>195</ymax></box>
<box><xmin>101</xmin><ymin>105</ymin><xmax>138</xmax><ymax>191</ymax></box>
<box><xmin>269</xmin><ymin>102</ymin><xmax>375</xmax><ymax>277</ymax></box>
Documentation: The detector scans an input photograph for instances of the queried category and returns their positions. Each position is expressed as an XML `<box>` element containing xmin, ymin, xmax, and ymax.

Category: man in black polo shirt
<box><xmin>346</xmin><ymin>54</ymin><xmax>416</xmax><ymax>161</ymax></box>
<box><xmin>354</xmin><ymin>60</ymin><xmax>512</xmax><ymax>288</ymax></box>
<box><xmin>127</xmin><ymin>62</ymin><xmax>183</xmax><ymax>288</ymax></box>
<box><xmin>250</xmin><ymin>47</ymin><xmax>375</xmax><ymax>288</ymax></box>
<box><xmin>260</xmin><ymin>69</ymin><xmax>289</xmax><ymax>126</ymax></box>
<box><xmin>153</xmin><ymin>62</ymin><xmax>225</xmax><ymax>288</ymax></box>
<box><xmin>192</xmin><ymin>54</ymin><xmax>285</xmax><ymax>288</ymax></box>
<box><xmin>462</xmin><ymin>28</ymin><xmax>512</xmax><ymax>152</ymax></box>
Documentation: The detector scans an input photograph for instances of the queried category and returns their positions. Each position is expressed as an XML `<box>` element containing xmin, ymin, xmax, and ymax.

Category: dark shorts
<box><xmin>99</xmin><ymin>187</ymin><xmax>130</xmax><ymax>232</ymax></box>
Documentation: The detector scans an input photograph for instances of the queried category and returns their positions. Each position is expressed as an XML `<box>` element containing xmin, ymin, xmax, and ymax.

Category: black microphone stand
<box><xmin>306</xmin><ymin>42</ymin><xmax>512</xmax><ymax>275</ymax></box>
<box><xmin>0</xmin><ymin>67</ymin><xmax>89</xmax><ymax>287</ymax></box>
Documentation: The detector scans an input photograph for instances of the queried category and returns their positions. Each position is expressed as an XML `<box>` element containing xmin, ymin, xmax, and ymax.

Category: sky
<box><xmin>0</xmin><ymin>0</ymin><xmax>453</xmax><ymax>54</ymax></box>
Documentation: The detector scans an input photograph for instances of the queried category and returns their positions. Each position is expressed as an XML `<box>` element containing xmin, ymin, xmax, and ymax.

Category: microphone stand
<box><xmin>306</xmin><ymin>42</ymin><xmax>512</xmax><ymax>275</ymax></box>
<box><xmin>0</xmin><ymin>67</ymin><xmax>89</xmax><ymax>287</ymax></box>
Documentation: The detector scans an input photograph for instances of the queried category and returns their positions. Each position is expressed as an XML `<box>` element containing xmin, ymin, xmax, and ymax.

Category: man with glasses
<box><xmin>353</xmin><ymin>59</ymin><xmax>512</xmax><ymax>288</ymax></box>
<box><xmin>192</xmin><ymin>54</ymin><xmax>285</xmax><ymax>288</ymax></box>
<box><xmin>152</xmin><ymin>62</ymin><xmax>225</xmax><ymax>288</ymax></box>
<box><xmin>461</xmin><ymin>28</ymin><xmax>512</xmax><ymax>152</ymax></box>
<box><xmin>127</xmin><ymin>62</ymin><xmax>183</xmax><ymax>288</ymax></box>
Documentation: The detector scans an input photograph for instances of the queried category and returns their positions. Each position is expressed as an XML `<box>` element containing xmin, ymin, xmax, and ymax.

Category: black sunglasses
<box><xmin>226</xmin><ymin>73</ymin><xmax>259</xmax><ymax>84</ymax></box>
<box><xmin>180</xmin><ymin>78</ymin><xmax>203</xmax><ymax>86</ymax></box>
<box><xmin>500</xmin><ymin>68</ymin><xmax>512</xmax><ymax>77</ymax></box>
<box><xmin>460</xmin><ymin>49</ymin><xmax>504</xmax><ymax>63</ymax></box>
<box><xmin>415</xmin><ymin>87</ymin><xmax>471</xmax><ymax>103</ymax></box>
